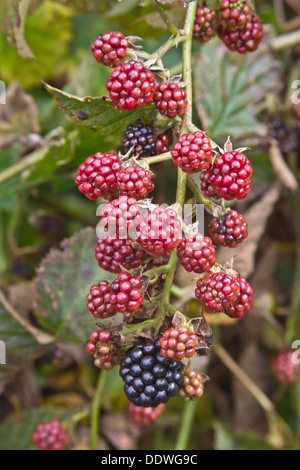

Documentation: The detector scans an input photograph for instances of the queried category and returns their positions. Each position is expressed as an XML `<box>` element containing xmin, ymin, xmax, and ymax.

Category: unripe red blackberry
<box><xmin>32</xmin><ymin>419</ymin><xmax>69</xmax><ymax>451</ymax></box>
<box><xmin>200</xmin><ymin>169</ymin><xmax>219</xmax><ymax>199</ymax></box>
<box><xmin>225</xmin><ymin>274</ymin><xmax>253</xmax><ymax>318</ymax></box>
<box><xmin>202</xmin><ymin>151</ymin><xmax>253</xmax><ymax>201</ymax></box>
<box><xmin>171</xmin><ymin>131</ymin><xmax>213</xmax><ymax>174</ymax></box>
<box><xmin>117</xmin><ymin>165</ymin><xmax>154</xmax><ymax>199</ymax></box>
<box><xmin>75</xmin><ymin>153</ymin><xmax>121</xmax><ymax>200</ymax></box>
<box><xmin>128</xmin><ymin>402</ymin><xmax>165</xmax><ymax>426</ymax></box>
<box><xmin>87</xmin><ymin>280</ymin><xmax>116</xmax><ymax>319</ymax></box>
<box><xmin>119</xmin><ymin>339</ymin><xmax>184</xmax><ymax>407</ymax></box>
<box><xmin>178</xmin><ymin>369</ymin><xmax>204</xmax><ymax>401</ymax></box>
<box><xmin>136</xmin><ymin>206</ymin><xmax>182</xmax><ymax>256</ymax></box>
<box><xmin>91</xmin><ymin>31</ymin><xmax>129</xmax><ymax>67</ymax></box>
<box><xmin>100</xmin><ymin>196</ymin><xmax>140</xmax><ymax>239</ymax></box>
<box><xmin>106</xmin><ymin>61</ymin><xmax>156</xmax><ymax>110</ymax></box>
<box><xmin>218</xmin><ymin>12</ymin><xmax>263</xmax><ymax>54</ymax></box>
<box><xmin>86</xmin><ymin>329</ymin><xmax>118</xmax><ymax>370</ymax></box>
<box><xmin>156</xmin><ymin>132</ymin><xmax>173</xmax><ymax>154</ymax></box>
<box><xmin>110</xmin><ymin>271</ymin><xmax>144</xmax><ymax>313</ymax></box>
<box><xmin>193</xmin><ymin>6</ymin><xmax>218</xmax><ymax>43</ymax></box>
<box><xmin>271</xmin><ymin>350</ymin><xmax>300</xmax><ymax>386</ymax></box>
<box><xmin>95</xmin><ymin>236</ymin><xmax>146</xmax><ymax>274</ymax></box>
<box><xmin>123</xmin><ymin>120</ymin><xmax>156</xmax><ymax>157</ymax></box>
<box><xmin>209</xmin><ymin>210</ymin><xmax>248</xmax><ymax>248</ymax></box>
<box><xmin>153</xmin><ymin>82</ymin><xmax>187</xmax><ymax>119</ymax></box>
<box><xmin>195</xmin><ymin>271</ymin><xmax>240</xmax><ymax>312</ymax></box>
<box><xmin>218</xmin><ymin>1</ymin><xmax>253</xmax><ymax>31</ymax></box>
<box><xmin>177</xmin><ymin>233</ymin><xmax>216</xmax><ymax>274</ymax></box>
<box><xmin>160</xmin><ymin>326</ymin><xmax>198</xmax><ymax>360</ymax></box>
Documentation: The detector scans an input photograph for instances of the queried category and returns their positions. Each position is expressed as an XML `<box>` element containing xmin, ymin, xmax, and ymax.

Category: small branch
<box><xmin>272</xmin><ymin>30</ymin><xmax>300</xmax><ymax>50</ymax></box>
<box><xmin>144</xmin><ymin>151</ymin><xmax>172</xmax><ymax>165</ymax></box>
<box><xmin>90</xmin><ymin>370</ymin><xmax>107</xmax><ymax>450</ymax></box>
<box><xmin>174</xmin><ymin>400</ymin><xmax>198</xmax><ymax>450</ymax></box>
<box><xmin>153</xmin><ymin>0</ymin><xmax>180</xmax><ymax>36</ymax></box>
<box><xmin>187</xmin><ymin>176</ymin><xmax>215</xmax><ymax>209</ymax></box>
<box><xmin>0</xmin><ymin>146</ymin><xmax>49</xmax><ymax>185</ymax></box>
<box><xmin>0</xmin><ymin>289</ymin><xmax>54</xmax><ymax>345</ymax></box>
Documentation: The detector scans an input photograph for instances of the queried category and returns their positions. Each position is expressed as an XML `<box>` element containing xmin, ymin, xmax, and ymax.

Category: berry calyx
<box><xmin>123</xmin><ymin>120</ymin><xmax>156</xmax><ymax>157</ymax></box>
<box><xmin>100</xmin><ymin>196</ymin><xmax>140</xmax><ymax>239</ymax></box>
<box><xmin>86</xmin><ymin>329</ymin><xmax>119</xmax><ymax>370</ymax></box>
<box><xmin>160</xmin><ymin>326</ymin><xmax>198</xmax><ymax>360</ymax></box>
<box><xmin>171</xmin><ymin>131</ymin><xmax>213</xmax><ymax>174</ymax></box>
<box><xmin>117</xmin><ymin>165</ymin><xmax>154</xmax><ymax>199</ymax></box>
<box><xmin>128</xmin><ymin>402</ymin><xmax>165</xmax><ymax>426</ymax></box>
<box><xmin>225</xmin><ymin>274</ymin><xmax>253</xmax><ymax>318</ymax></box>
<box><xmin>91</xmin><ymin>31</ymin><xmax>129</xmax><ymax>68</ymax></box>
<box><xmin>200</xmin><ymin>151</ymin><xmax>253</xmax><ymax>201</ymax></box>
<box><xmin>177</xmin><ymin>233</ymin><xmax>216</xmax><ymax>274</ymax></box>
<box><xmin>110</xmin><ymin>271</ymin><xmax>144</xmax><ymax>313</ymax></box>
<box><xmin>218</xmin><ymin>12</ymin><xmax>263</xmax><ymax>54</ymax></box>
<box><xmin>178</xmin><ymin>369</ymin><xmax>204</xmax><ymax>401</ymax></box>
<box><xmin>271</xmin><ymin>350</ymin><xmax>300</xmax><ymax>386</ymax></box>
<box><xmin>218</xmin><ymin>1</ymin><xmax>253</xmax><ymax>32</ymax></box>
<box><xmin>119</xmin><ymin>339</ymin><xmax>184</xmax><ymax>407</ymax></box>
<box><xmin>87</xmin><ymin>280</ymin><xmax>116</xmax><ymax>319</ymax></box>
<box><xmin>95</xmin><ymin>236</ymin><xmax>146</xmax><ymax>274</ymax></box>
<box><xmin>136</xmin><ymin>206</ymin><xmax>182</xmax><ymax>256</ymax></box>
<box><xmin>153</xmin><ymin>82</ymin><xmax>187</xmax><ymax>119</ymax></box>
<box><xmin>106</xmin><ymin>61</ymin><xmax>156</xmax><ymax>110</ymax></box>
<box><xmin>32</xmin><ymin>419</ymin><xmax>69</xmax><ymax>451</ymax></box>
<box><xmin>195</xmin><ymin>271</ymin><xmax>240</xmax><ymax>312</ymax></box>
<box><xmin>209</xmin><ymin>210</ymin><xmax>248</xmax><ymax>248</ymax></box>
<box><xmin>75</xmin><ymin>153</ymin><xmax>121</xmax><ymax>200</ymax></box>
<box><xmin>193</xmin><ymin>6</ymin><xmax>218</xmax><ymax>43</ymax></box>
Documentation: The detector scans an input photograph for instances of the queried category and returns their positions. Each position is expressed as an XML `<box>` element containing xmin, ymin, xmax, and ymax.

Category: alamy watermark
<box><xmin>0</xmin><ymin>340</ymin><xmax>6</xmax><ymax>365</ymax></box>
<box><xmin>292</xmin><ymin>80</ymin><xmax>300</xmax><ymax>105</ymax></box>
<box><xmin>291</xmin><ymin>340</ymin><xmax>300</xmax><ymax>366</ymax></box>
<box><xmin>0</xmin><ymin>80</ymin><xmax>6</xmax><ymax>105</ymax></box>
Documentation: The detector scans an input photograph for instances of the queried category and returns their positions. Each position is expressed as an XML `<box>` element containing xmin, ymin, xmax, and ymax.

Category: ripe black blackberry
<box><xmin>119</xmin><ymin>339</ymin><xmax>184</xmax><ymax>407</ymax></box>
<box><xmin>123</xmin><ymin>120</ymin><xmax>156</xmax><ymax>157</ymax></box>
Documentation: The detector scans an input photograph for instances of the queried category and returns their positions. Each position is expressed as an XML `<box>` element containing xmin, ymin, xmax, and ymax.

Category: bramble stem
<box><xmin>90</xmin><ymin>370</ymin><xmax>107</xmax><ymax>450</ymax></box>
<box><xmin>174</xmin><ymin>400</ymin><xmax>197</xmax><ymax>450</ymax></box>
<box><xmin>153</xmin><ymin>1</ymin><xmax>180</xmax><ymax>36</ymax></box>
<box><xmin>144</xmin><ymin>151</ymin><xmax>172</xmax><ymax>165</ymax></box>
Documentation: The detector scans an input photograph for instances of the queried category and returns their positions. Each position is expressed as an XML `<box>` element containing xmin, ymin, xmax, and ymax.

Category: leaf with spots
<box><xmin>6</xmin><ymin>0</ymin><xmax>35</xmax><ymax>58</ymax></box>
<box><xmin>43</xmin><ymin>83</ymin><xmax>157</xmax><ymax>135</ymax></box>
<box><xmin>34</xmin><ymin>228</ymin><xmax>114</xmax><ymax>344</ymax></box>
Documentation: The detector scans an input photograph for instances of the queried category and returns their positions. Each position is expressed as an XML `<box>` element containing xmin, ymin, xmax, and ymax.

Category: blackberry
<box><xmin>87</xmin><ymin>280</ymin><xmax>116</xmax><ymax>319</ymax></box>
<box><xmin>209</xmin><ymin>210</ymin><xmax>248</xmax><ymax>248</ymax></box>
<box><xmin>225</xmin><ymin>274</ymin><xmax>253</xmax><ymax>318</ymax></box>
<box><xmin>95</xmin><ymin>236</ymin><xmax>145</xmax><ymax>274</ymax></box>
<box><xmin>153</xmin><ymin>82</ymin><xmax>187</xmax><ymax>119</ymax></box>
<box><xmin>91</xmin><ymin>31</ymin><xmax>129</xmax><ymax>68</ymax></box>
<box><xmin>106</xmin><ymin>60</ymin><xmax>156</xmax><ymax>110</ymax></box>
<box><xmin>178</xmin><ymin>369</ymin><xmax>204</xmax><ymax>401</ymax></box>
<box><xmin>86</xmin><ymin>329</ymin><xmax>119</xmax><ymax>370</ymax></box>
<box><xmin>117</xmin><ymin>165</ymin><xmax>154</xmax><ymax>199</ymax></box>
<box><xmin>177</xmin><ymin>233</ymin><xmax>216</xmax><ymax>273</ymax></box>
<box><xmin>193</xmin><ymin>6</ymin><xmax>218</xmax><ymax>43</ymax></box>
<box><xmin>128</xmin><ymin>402</ymin><xmax>165</xmax><ymax>426</ymax></box>
<box><xmin>119</xmin><ymin>339</ymin><xmax>184</xmax><ymax>407</ymax></box>
<box><xmin>171</xmin><ymin>131</ymin><xmax>213</xmax><ymax>174</ymax></box>
<box><xmin>195</xmin><ymin>271</ymin><xmax>240</xmax><ymax>312</ymax></box>
<box><xmin>218</xmin><ymin>12</ymin><xmax>263</xmax><ymax>54</ymax></box>
<box><xmin>100</xmin><ymin>196</ymin><xmax>140</xmax><ymax>239</ymax></box>
<box><xmin>271</xmin><ymin>350</ymin><xmax>300</xmax><ymax>386</ymax></box>
<box><xmin>218</xmin><ymin>1</ymin><xmax>253</xmax><ymax>32</ymax></box>
<box><xmin>156</xmin><ymin>132</ymin><xmax>173</xmax><ymax>154</ymax></box>
<box><xmin>160</xmin><ymin>326</ymin><xmax>198</xmax><ymax>360</ymax></box>
<box><xmin>123</xmin><ymin>120</ymin><xmax>156</xmax><ymax>157</ymax></box>
<box><xmin>32</xmin><ymin>419</ymin><xmax>69</xmax><ymax>451</ymax></box>
<box><xmin>110</xmin><ymin>271</ymin><xmax>144</xmax><ymax>313</ymax></box>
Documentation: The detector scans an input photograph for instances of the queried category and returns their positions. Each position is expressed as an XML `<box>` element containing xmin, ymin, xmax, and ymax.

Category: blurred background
<box><xmin>0</xmin><ymin>0</ymin><xmax>300</xmax><ymax>450</ymax></box>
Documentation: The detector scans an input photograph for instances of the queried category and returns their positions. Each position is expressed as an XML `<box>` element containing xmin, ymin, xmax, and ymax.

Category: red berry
<box><xmin>95</xmin><ymin>236</ymin><xmax>145</xmax><ymax>274</ymax></box>
<box><xmin>178</xmin><ymin>233</ymin><xmax>216</xmax><ymax>274</ymax></box>
<box><xmin>153</xmin><ymin>82</ymin><xmax>187</xmax><ymax>119</ymax></box>
<box><xmin>110</xmin><ymin>271</ymin><xmax>144</xmax><ymax>313</ymax></box>
<box><xmin>32</xmin><ymin>419</ymin><xmax>69</xmax><ymax>451</ymax></box>
<box><xmin>106</xmin><ymin>61</ymin><xmax>156</xmax><ymax>110</ymax></box>
<box><xmin>91</xmin><ymin>31</ymin><xmax>129</xmax><ymax>67</ymax></box>
<box><xmin>128</xmin><ymin>402</ymin><xmax>165</xmax><ymax>426</ymax></box>
<box><xmin>225</xmin><ymin>274</ymin><xmax>252</xmax><ymax>318</ymax></box>
<box><xmin>218</xmin><ymin>12</ymin><xmax>263</xmax><ymax>54</ymax></box>
<box><xmin>171</xmin><ymin>131</ymin><xmax>213</xmax><ymax>174</ymax></box>
<box><xmin>271</xmin><ymin>350</ymin><xmax>300</xmax><ymax>386</ymax></box>
<box><xmin>201</xmin><ymin>151</ymin><xmax>253</xmax><ymax>201</ymax></box>
<box><xmin>87</xmin><ymin>280</ymin><xmax>116</xmax><ymax>319</ymax></box>
<box><xmin>195</xmin><ymin>271</ymin><xmax>240</xmax><ymax>312</ymax></box>
<box><xmin>86</xmin><ymin>329</ymin><xmax>118</xmax><ymax>370</ymax></box>
<box><xmin>117</xmin><ymin>165</ymin><xmax>154</xmax><ymax>199</ymax></box>
<box><xmin>218</xmin><ymin>1</ymin><xmax>253</xmax><ymax>32</ymax></box>
<box><xmin>209</xmin><ymin>210</ymin><xmax>248</xmax><ymax>248</ymax></box>
<box><xmin>178</xmin><ymin>369</ymin><xmax>204</xmax><ymax>401</ymax></box>
<box><xmin>156</xmin><ymin>132</ymin><xmax>173</xmax><ymax>154</ymax></box>
<box><xmin>100</xmin><ymin>196</ymin><xmax>140</xmax><ymax>239</ymax></box>
<box><xmin>200</xmin><ymin>169</ymin><xmax>219</xmax><ymax>199</ymax></box>
<box><xmin>75</xmin><ymin>153</ymin><xmax>121</xmax><ymax>200</ymax></box>
<box><xmin>136</xmin><ymin>206</ymin><xmax>182</xmax><ymax>256</ymax></box>
<box><xmin>160</xmin><ymin>326</ymin><xmax>198</xmax><ymax>360</ymax></box>
<box><xmin>193</xmin><ymin>6</ymin><xmax>218</xmax><ymax>43</ymax></box>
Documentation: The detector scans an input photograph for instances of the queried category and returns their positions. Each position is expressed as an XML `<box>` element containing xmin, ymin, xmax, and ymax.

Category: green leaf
<box><xmin>6</xmin><ymin>0</ymin><xmax>34</xmax><ymax>58</ymax></box>
<box><xmin>44</xmin><ymin>83</ymin><xmax>157</xmax><ymax>135</ymax></box>
<box><xmin>34</xmin><ymin>228</ymin><xmax>114</xmax><ymax>344</ymax></box>
<box><xmin>0</xmin><ymin>308</ymin><xmax>40</xmax><ymax>358</ymax></box>
<box><xmin>0</xmin><ymin>407</ymin><xmax>72</xmax><ymax>450</ymax></box>
<box><xmin>194</xmin><ymin>40</ymin><xmax>281</xmax><ymax>141</ymax></box>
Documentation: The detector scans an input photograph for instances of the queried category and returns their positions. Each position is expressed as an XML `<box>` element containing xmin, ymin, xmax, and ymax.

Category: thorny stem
<box><xmin>90</xmin><ymin>370</ymin><xmax>107</xmax><ymax>450</ymax></box>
